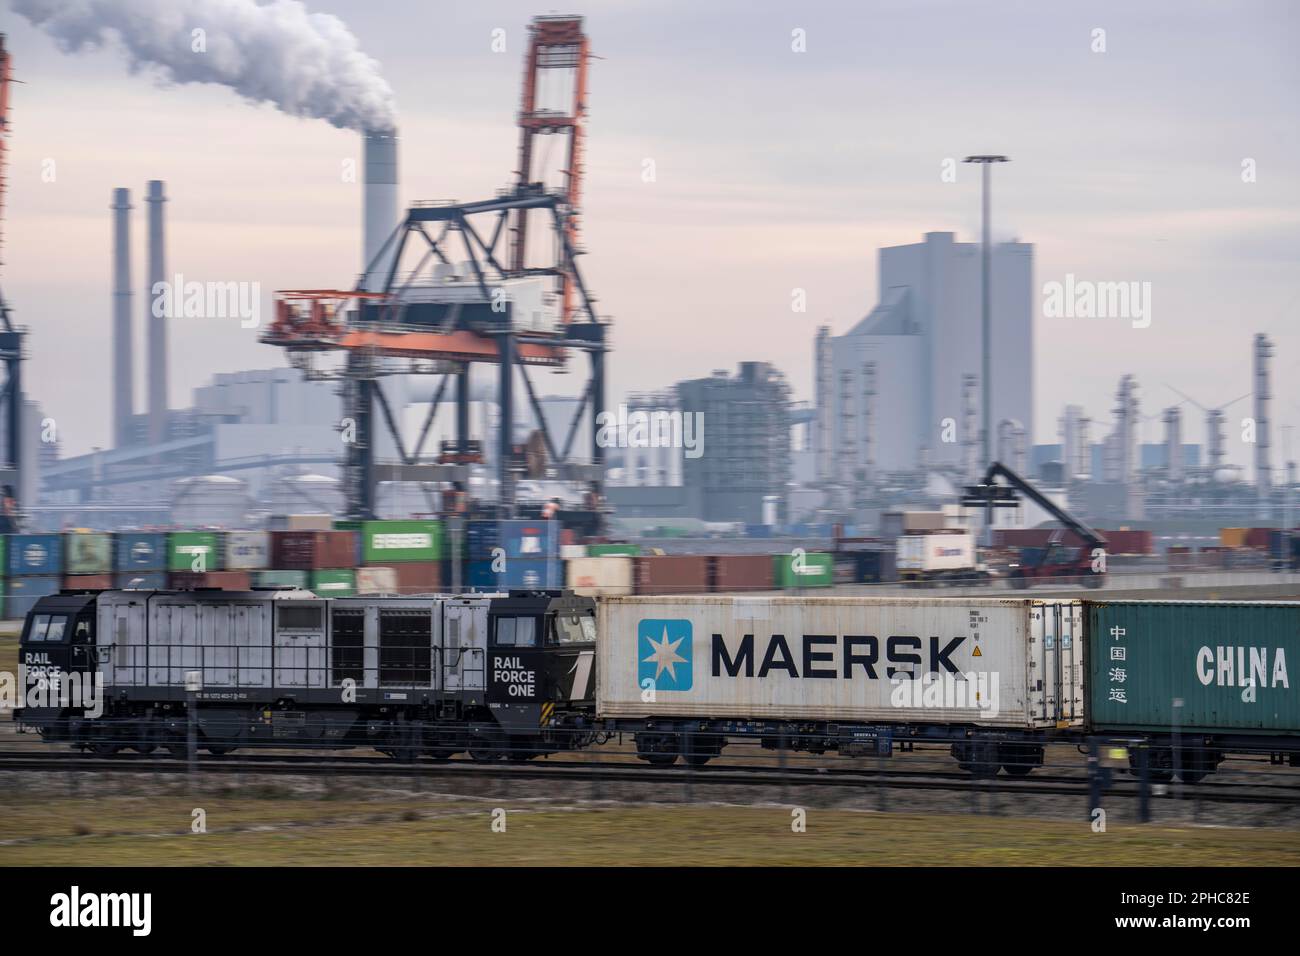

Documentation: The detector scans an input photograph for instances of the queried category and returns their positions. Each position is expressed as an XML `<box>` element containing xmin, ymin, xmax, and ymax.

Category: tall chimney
<box><xmin>145</xmin><ymin>180</ymin><xmax>167</xmax><ymax>447</ymax></box>
<box><xmin>1255</xmin><ymin>332</ymin><xmax>1273</xmax><ymax>495</ymax></box>
<box><xmin>362</xmin><ymin>129</ymin><xmax>399</xmax><ymax>290</ymax></box>
<box><xmin>1163</xmin><ymin>406</ymin><xmax>1183</xmax><ymax>484</ymax></box>
<box><xmin>111</xmin><ymin>188</ymin><xmax>133</xmax><ymax>448</ymax></box>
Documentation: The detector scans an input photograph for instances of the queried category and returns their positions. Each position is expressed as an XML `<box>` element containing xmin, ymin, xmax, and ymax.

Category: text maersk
<box><xmin>712</xmin><ymin>633</ymin><xmax>966</xmax><ymax>679</ymax></box>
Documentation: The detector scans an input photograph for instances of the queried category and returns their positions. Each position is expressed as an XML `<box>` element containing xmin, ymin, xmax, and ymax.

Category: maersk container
<box><xmin>224</xmin><ymin>531</ymin><xmax>270</xmax><ymax>570</ymax></box>
<box><xmin>772</xmin><ymin>552</ymin><xmax>834</xmax><ymax>588</ymax></box>
<box><xmin>361</xmin><ymin>520</ymin><xmax>443</xmax><ymax>564</ymax></box>
<box><xmin>168</xmin><ymin>532</ymin><xmax>222</xmax><ymax>572</ymax></box>
<box><xmin>1087</xmin><ymin>601</ymin><xmax>1300</xmax><ymax>734</ymax></box>
<box><xmin>65</xmin><ymin>532</ymin><xmax>113</xmax><ymax>574</ymax></box>
<box><xmin>115</xmin><ymin>532</ymin><xmax>168</xmax><ymax>571</ymax></box>
<box><xmin>8</xmin><ymin>534</ymin><xmax>64</xmax><ymax>576</ymax></box>
<box><xmin>597</xmin><ymin>596</ymin><xmax>1085</xmax><ymax>729</ymax></box>
<box><xmin>567</xmin><ymin>556</ymin><xmax>634</xmax><ymax>596</ymax></box>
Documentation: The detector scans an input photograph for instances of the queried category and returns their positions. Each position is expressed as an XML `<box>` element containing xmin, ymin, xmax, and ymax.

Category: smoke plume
<box><xmin>13</xmin><ymin>0</ymin><xmax>396</xmax><ymax>132</ymax></box>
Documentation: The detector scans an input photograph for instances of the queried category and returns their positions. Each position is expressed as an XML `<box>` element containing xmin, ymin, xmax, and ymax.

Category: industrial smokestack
<box><xmin>145</xmin><ymin>179</ymin><xmax>167</xmax><ymax>448</ymax></box>
<box><xmin>1163</xmin><ymin>406</ymin><xmax>1183</xmax><ymax>484</ymax></box>
<box><xmin>362</xmin><ymin>129</ymin><xmax>399</xmax><ymax>291</ymax></box>
<box><xmin>814</xmin><ymin>326</ymin><xmax>831</xmax><ymax>484</ymax></box>
<box><xmin>1255</xmin><ymin>333</ymin><xmax>1273</xmax><ymax>496</ymax></box>
<box><xmin>111</xmin><ymin>187</ymin><xmax>133</xmax><ymax>449</ymax></box>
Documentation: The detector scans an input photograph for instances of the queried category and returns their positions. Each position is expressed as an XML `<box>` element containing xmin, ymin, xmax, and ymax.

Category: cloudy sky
<box><xmin>3</xmin><ymin>0</ymin><xmax>1297</xmax><ymax>464</ymax></box>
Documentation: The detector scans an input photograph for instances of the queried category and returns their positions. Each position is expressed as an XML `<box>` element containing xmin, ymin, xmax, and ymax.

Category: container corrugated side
<box><xmin>1087</xmin><ymin>601</ymin><xmax>1300</xmax><ymax>734</ymax></box>
<box><xmin>566</xmin><ymin>556</ymin><xmax>633</xmax><ymax>596</ymax></box>
<box><xmin>65</xmin><ymin>533</ymin><xmax>113</xmax><ymax>574</ymax></box>
<box><xmin>224</xmin><ymin>531</ymin><xmax>270</xmax><ymax>570</ymax></box>
<box><xmin>597</xmin><ymin>596</ymin><xmax>1084</xmax><ymax>729</ymax></box>
<box><xmin>168</xmin><ymin>532</ymin><xmax>222</xmax><ymax>572</ymax></box>
<box><xmin>8</xmin><ymin>534</ymin><xmax>64</xmax><ymax>576</ymax></box>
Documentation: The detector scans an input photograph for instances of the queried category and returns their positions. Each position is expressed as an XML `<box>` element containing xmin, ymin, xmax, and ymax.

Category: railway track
<box><xmin>1</xmin><ymin>748</ymin><xmax>1296</xmax><ymax>806</ymax></box>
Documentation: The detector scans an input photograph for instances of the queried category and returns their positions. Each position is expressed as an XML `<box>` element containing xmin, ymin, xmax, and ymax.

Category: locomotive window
<box><xmin>44</xmin><ymin>616</ymin><xmax>67</xmax><ymax>642</ymax></box>
<box><xmin>279</xmin><ymin>605</ymin><xmax>323</xmax><ymax>630</ymax></box>
<box><xmin>554</xmin><ymin>614</ymin><xmax>596</xmax><ymax>645</ymax></box>
<box><xmin>27</xmin><ymin>614</ymin><xmax>50</xmax><ymax>641</ymax></box>
<box><xmin>494</xmin><ymin>616</ymin><xmax>536</xmax><ymax>647</ymax></box>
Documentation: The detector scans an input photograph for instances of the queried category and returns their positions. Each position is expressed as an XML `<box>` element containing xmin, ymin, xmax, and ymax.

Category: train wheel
<box><xmin>644</xmin><ymin>753</ymin><xmax>678</xmax><ymax>767</ymax></box>
<box><xmin>999</xmin><ymin>743</ymin><xmax>1043</xmax><ymax>777</ymax></box>
<box><xmin>205</xmin><ymin>745</ymin><xmax>236</xmax><ymax>757</ymax></box>
<box><xmin>952</xmin><ymin>740</ymin><xmax>1000</xmax><ymax>778</ymax></box>
<box><xmin>89</xmin><ymin>741</ymin><xmax>121</xmax><ymax>757</ymax></box>
<box><xmin>635</xmin><ymin>733</ymin><xmax>680</xmax><ymax>766</ymax></box>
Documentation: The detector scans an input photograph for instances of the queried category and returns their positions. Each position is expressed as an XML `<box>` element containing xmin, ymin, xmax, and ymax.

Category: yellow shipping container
<box><xmin>1219</xmin><ymin>528</ymin><xmax>1248</xmax><ymax>548</ymax></box>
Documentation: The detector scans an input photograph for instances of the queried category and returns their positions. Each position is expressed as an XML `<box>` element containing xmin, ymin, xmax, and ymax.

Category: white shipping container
<box><xmin>895</xmin><ymin>532</ymin><xmax>976</xmax><ymax>573</ymax></box>
<box><xmin>224</xmin><ymin>531</ymin><xmax>270</xmax><ymax>570</ymax></box>
<box><xmin>596</xmin><ymin>596</ymin><xmax>1083</xmax><ymax>729</ymax></box>
<box><xmin>356</xmin><ymin>566</ymin><xmax>399</xmax><ymax>595</ymax></box>
<box><xmin>566</xmin><ymin>556</ymin><xmax>633</xmax><ymax>596</ymax></box>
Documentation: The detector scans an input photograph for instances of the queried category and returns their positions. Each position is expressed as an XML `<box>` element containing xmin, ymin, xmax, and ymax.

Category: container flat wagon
<box><xmin>1086</xmin><ymin>600</ymin><xmax>1300</xmax><ymax>780</ymax></box>
<box><xmin>596</xmin><ymin>595</ymin><xmax>1083</xmax><ymax>773</ymax></box>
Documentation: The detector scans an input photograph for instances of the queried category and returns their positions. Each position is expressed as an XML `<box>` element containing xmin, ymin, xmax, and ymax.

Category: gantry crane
<box><xmin>261</xmin><ymin>16</ymin><xmax>605</xmax><ymax>523</ymax></box>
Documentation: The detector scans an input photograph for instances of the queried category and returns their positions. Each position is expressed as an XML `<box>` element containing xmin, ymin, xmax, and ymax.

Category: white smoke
<box><xmin>13</xmin><ymin>0</ymin><xmax>396</xmax><ymax>132</ymax></box>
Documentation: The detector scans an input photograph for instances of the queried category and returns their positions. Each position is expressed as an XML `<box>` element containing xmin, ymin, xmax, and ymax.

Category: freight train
<box><xmin>13</xmin><ymin>588</ymin><xmax>1299</xmax><ymax>782</ymax></box>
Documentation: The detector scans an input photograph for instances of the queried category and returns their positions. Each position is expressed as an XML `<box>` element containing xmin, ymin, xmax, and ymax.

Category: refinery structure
<box><xmin>1</xmin><ymin>17</ymin><xmax>1295</xmax><ymax>558</ymax></box>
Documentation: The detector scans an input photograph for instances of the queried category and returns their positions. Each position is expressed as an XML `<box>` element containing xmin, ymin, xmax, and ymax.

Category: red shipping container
<box><xmin>634</xmin><ymin>555</ymin><xmax>710</xmax><ymax>596</ymax></box>
<box><xmin>1245</xmin><ymin>528</ymin><xmax>1274</xmax><ymax>550</ymax></box>
<box><xmin>394</xmin><ymin>561</ymin><xmax>441</xmax><ymax>594</ymax></box>
<box><xmin>709</xmin><ymin>555</ymin><xmax>774</xmax><ymax>592</ymax></box>
<box><xmin>271</xmin><ymin>531</ymin><xmax>357</xmax><ymax>570</ymax></box>
<box><xmin>169</xmin><ymin>570</ymin><xmax>252</xmax><ymax>590</ymax></box>
<box><xmin>63</xmin><ymin>574</ymin><xmax>114</xmax><ymax>590</ymax></box>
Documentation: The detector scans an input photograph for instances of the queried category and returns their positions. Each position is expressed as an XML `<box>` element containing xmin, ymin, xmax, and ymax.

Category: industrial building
<box><xmin>817</xmin><ymin>231</ymin><xmax>1033</xmax><ymax>480</ymax></box>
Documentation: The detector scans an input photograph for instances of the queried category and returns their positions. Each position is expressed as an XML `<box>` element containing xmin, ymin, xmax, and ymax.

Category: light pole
<box><xmin>963</xmin><ymin>155</ymin><xmax>1009</xmax><ymax>467</ymax></box>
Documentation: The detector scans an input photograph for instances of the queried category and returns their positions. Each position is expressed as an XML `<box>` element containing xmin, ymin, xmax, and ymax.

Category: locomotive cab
<box><xmin>483</xmin><ymin>590</ymin><xmax>596</xmax><ymax>749</ymax></box>
<box><xmin>14</xmin><ymin>591</ymin><xmax>100</xmax><ymax>738</ymax></box>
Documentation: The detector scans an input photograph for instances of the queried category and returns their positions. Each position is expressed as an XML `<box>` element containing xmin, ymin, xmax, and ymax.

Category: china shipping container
<box><xmin>167</xmin><ymin>532</ymin><xmax>223</xmax><ymax>572</ymax></box>
<box><xmin>1087</xmin><ymin>601</ymin><xmax>1300</xmax><ymax>734</ymax></box>
<box><xmin>114</xmin><ymin>532</ymin><xmax>168</xmax><ymax>571</ymax></box>
<box><xmin>270</xmin><ymin>531</ymin><xmax>357</xmax><ymax>570</ymax></box>
<box><xmin>65</xmin><ymin>532</ymin><xmax>113</xmax><ymax>574</ymax></box>
<box><xmin>633</xmin><ymin>555</ymin><xmax>710</xmax><ymax>595</ymax></box>
<box><xmin>224</xmin><ymin>531</ymin><xmax>271</xmax><ymax>570</ymax></box>
<box><xmin>708</xmin><ymin>554</ymin><xmax>774</xmax><ymax>592</ymax></box>
<box><xmin>596</xmin><ymin>596</ymin><xmax>1085</xmax><ymax>728</ymax></box>
<box><xmin>566</xmin><ymin>556</ymin><xmax>634</xmax><ymax>596</ymax></box>
<box><xmin>772</xmin><ymin>552</ymin><xmax>834</xmax><ymax>588</ymax></box>
<box><xmin>169</xmin><ymin>570</ymin><xmax>252</xmax><ymax>591</ymax></box>
<box><xmin>360</xmin><ymin>520</ymin><xmax>442</xmax><ymax>564</ymax></box>
<box><xmin>8</xmin><ymin>534</ymin><xmax>64</xmax><ymax>576</ymax></box>
<box><xmin>5</xmin><ymin>575</ymin><xmax>62</xmax><ymax>619</ymax></box>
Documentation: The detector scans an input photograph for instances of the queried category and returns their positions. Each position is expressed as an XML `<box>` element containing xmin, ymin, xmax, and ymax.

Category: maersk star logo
<box><xmin>637</xmin><ymin>619</ymin><xmax>693</xmax><ymax>691</ymax></box>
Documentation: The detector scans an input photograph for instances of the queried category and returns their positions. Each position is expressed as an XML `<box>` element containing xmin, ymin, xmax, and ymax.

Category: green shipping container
<box><xmin>0</xmin><ymin>536</ymin><xmax>6</xmax><ymax>580</ymax></box>
<box><xmin>168</xmin><ymin>532</ymin><xmax>223</xmax><ymax>572</ymax></box>
<box><xmin>361</xmin><ymin>520</ymin><xmax>443</xmax><ymax>564</ymax></box>
<box><xmin>252</xmin><ymin>569</ymin><xmax>309</xmax><ymax>589</ymax></box>
<box><xmin>65</xmin><ymin>532</ymin><xmax>113</xmax><ymax>574</ymax></box>
<box><xmin>309</xmin><ymin>569</ymin><xmax>356</xmax><ymax>597</ymax></box>
<box><xmin>1088</xmin><ymin>601</ymin><xmax>1300</xmax><ymax>734</ymax></box>
<box><xmin>772</xmin><ymin>552</ymin><xmax>834</xmax><ymax>588</ymax></box>
<box><xmin>587</xmin><ymin>543</ymin><xmax>641</xmax><ymax>557</ymax></box>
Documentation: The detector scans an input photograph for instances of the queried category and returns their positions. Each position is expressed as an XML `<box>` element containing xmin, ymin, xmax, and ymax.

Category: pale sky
<box><xmin>3</xmin><ymin>0</ymin><xmax>1297</xmax><ymax>464</ymax></box>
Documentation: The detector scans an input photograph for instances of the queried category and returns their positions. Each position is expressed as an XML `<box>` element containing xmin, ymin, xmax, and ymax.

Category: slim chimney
<box><xmin>362</xmin><ymin>129</ymin><xmax>399</xmax><ymax>290</ymax></box>
<box><xmin>1255</xmin><ymin>333</ymin><xmax>1273</xmax><ymax>495</ymax></box>
<box><xmin>145</xmin><ymin>180</ymin><xmax>167</xmax><ymax>447</ymax></box>
<box><xmin>111</xmin><ymin>188</ymin><xmax>133</xmax><ymax>448</ymax></box>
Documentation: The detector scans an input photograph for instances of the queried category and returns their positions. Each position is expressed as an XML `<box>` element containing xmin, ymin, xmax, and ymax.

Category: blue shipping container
<box><xmin>113</xmin><ymin>571</ymin><xmax>168</xmax><ymax>590</ymax></box>
<box><xmin>6</xmin><ymin>575</ymin><xmax>61</xmax><ymax>619</ymax></box>
<box><xmin>115</xmin><ymin>532</ymin><xmax>168</xmax><ymax>571</ymax></box>
<box><xmin>8</xmin><ymin>534</ymin><xmax>64</xmax><ymax>576</ymax></box>
<box><xmin>466</xmin><ymin>557</ymin><xmax>560</xmax><ymax>590</ymax></box>
<box><xmin>466</xmin><ymin>520</ymin><xmax>559</xmax><ymax>560</ymax></box>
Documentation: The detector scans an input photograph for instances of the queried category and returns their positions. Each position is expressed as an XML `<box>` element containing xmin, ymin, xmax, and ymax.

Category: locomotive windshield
<box><xmin>553</xmin><ymin>613</ymin><xmax>595</xmax><ymax>645</ymax></box>
<box><xmin>26</xmin><ymin>614</ymin><xmax>67</xmax><ymax>642</ymax></box>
